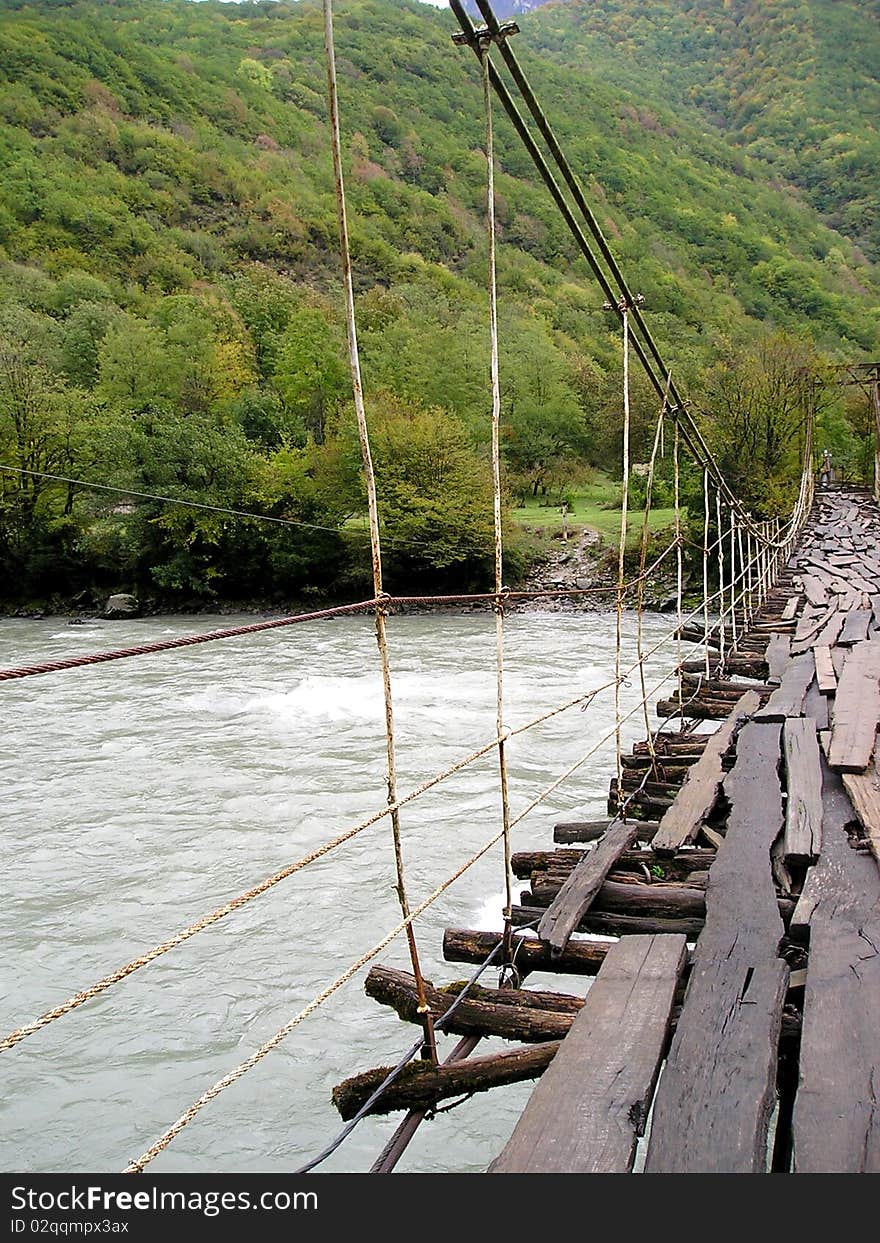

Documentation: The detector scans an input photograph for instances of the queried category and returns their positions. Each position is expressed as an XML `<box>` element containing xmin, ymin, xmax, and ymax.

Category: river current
<box><xmin>1</xmin><ymin>609</ymin><xmax>677</xmax><ymax>1173</ymax></box>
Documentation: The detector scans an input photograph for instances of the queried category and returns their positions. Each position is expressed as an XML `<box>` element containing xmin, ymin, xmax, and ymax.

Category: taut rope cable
<box><xmin>716</xmin><ymin>490</ymin><xmax>726</xmax><ymax>671</ymax></box>
<box><xmin>702</xmin><ymin>468</ymin><xmax>711</xmax><ymax>679</ymax></box>
<box><xmin>1</xmin><ymin>556</ymin><xmax>754</xmax><ymax>1057</ymax></box>
<box><xmin>614</xmin><ymin>306</ymin><xmax>632</xmax><ymax>806</ymax></box>
<box><xmin>479</xmin><ymin>41</ymin><xmax>515</xmax><ymax>959</ymax></box>
<box><xmin>673</xmin><ymin>420</ymin><xmax>684</xmax><ymax>726</ymax></box>
<box><xmin>0</xmin><ymin>533</ymin><xmax>781</xmax><ymax>1056</ymax></box>
<box><xmin>636</xmin><ymin>387</ymin><xmax>669</xmax><ymax>762</ymax></box>
<box><xmin>122</xmin><ymin>612</ymin><xmax>728</xmax><ymax>1174</ymax></box>
<box><xmin>322</xmin><ymin>0</ymin><xmax>436</xmax><ymax>1063</ymax></box>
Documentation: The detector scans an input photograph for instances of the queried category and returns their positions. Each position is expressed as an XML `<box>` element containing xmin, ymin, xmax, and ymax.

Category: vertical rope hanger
<box><xmin>673</xmin><ymin>419</ymin><xmax>684</xmax><ymax>726</ymax></box>
<box><xmin>635</xmin><ymin>379</ymin><xmax>671</xmax><ymax>766</ymax></box>
<box><xmin>479</xmin><ymin>40</ymin><xmax>515</xmax><ymax>966</ymax></box>
<box><xmin>716</xmin><ymin>488</ymin><xmax>726</xmax><ymax>671</ymax></box>
<box><xmin>729</xmin><ymin>510</ymin><xmax>738</xmax><ymax>652</ymax></box>
<box><xmin>322</xmin><ymin>0</ymin><xmax>437</xmax><ymax>1063</ymax></box>
<box><xmin>702</xmin><ymin>468</ymin><xmax>711</xmax><ymax>679</ymax></box>
<box><xmin>614</xmin><ymin>305</ymin><xmax>632</xmax><ymax>805</ymax></box>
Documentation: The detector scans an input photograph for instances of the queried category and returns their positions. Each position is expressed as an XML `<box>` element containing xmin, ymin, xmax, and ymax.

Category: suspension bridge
<box><xmin>2</xmin><ymin>0</ymin><xmax>879</xmax><ymax>1176</ymax></box>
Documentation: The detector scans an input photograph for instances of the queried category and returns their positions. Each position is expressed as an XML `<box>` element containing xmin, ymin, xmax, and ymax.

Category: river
<box><xmin>0</xmin><ymin>608</ymin><xmax>679</xmax><ymax>1173</ymax></box>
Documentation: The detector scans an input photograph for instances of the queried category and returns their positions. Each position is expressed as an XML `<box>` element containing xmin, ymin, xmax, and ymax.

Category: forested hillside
<box><xmin>0</xmin><ymin>0</ymin><xmax>876</xmax><ymax>606</ymax></box>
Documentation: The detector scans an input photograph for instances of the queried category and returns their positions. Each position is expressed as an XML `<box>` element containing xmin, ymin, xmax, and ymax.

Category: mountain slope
<box><xmin>522</xmin><ymin>0</ymin><xmax>880</xmax><ymax>262</ymax></box>
<box><xmin>0</xmin><ymin>0</ymin><xmax>876</xmax><ymax>603</ymax></box>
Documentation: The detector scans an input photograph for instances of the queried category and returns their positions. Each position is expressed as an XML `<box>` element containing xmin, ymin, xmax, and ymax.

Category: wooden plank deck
<box><xmin>828</xmin><ymin>640</ymin><xmax>880</xmax><ymax>772</ymax></box>
<box><xmin>644</xmin><ymin>722</ymin><xmax>789</xmax><ymax>1172</ymax></box>
<box><xmin>491</xmin><ymin>935</ymin><xmax>687</xmax><ymax>1173</ymax></box>
<box><xmin>790</xmin><ymin>765</ymin><xmax>880</xmax><ymax>1172</ymax></box>
<box><xmin>537</xmin><ymin>818</ymin><xmax>640</xmax><ymax>953</ymax></box>
<box><xmin>649</xmin><ymin>691</ymin><xmax>760</xmax><ymax>856</ymax></box>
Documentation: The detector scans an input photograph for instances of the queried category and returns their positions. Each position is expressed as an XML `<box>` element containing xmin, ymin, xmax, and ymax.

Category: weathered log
<box><xmin>553</xmin><ymin>819</ymin><xmax>658</xmax><ymax>844</ymax></box>
<box><xmin>332</xmin><ymin>1042</ymin><xmax>559</xmax><ymax>1120</ymax></box>
<box><xmin>443</xmin><ymin>927</ymin><xmax>613</xmax><ymax>975</ymax></box>
<box><xmin>365</xmin><ymin>965</ymin><xmax>578</xmax><ymax>1043</ymax></box>
<box><xmin>511</xmin><ymin>847</ymin><xmax>716</xmax><ymax>881</ymax></box>
<box><xmin>528</xmin><ymin>876</ymin><xmax>707</xmax><ymax>920</ymax></box>
<box><xmin>511</xmin><ymin>903</ymin><xmax>704</xmax><ymax>940</ymax></box>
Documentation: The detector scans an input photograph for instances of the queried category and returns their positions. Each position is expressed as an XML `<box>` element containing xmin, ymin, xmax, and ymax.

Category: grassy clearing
<box><xmin>512</xmin><ymin>480</ymin><xmax>675</xmax><ymax>547</ymax></box>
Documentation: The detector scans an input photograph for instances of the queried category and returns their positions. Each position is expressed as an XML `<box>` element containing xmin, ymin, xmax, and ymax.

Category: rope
<box><xmin>323</xmin><ymin>0</ymin><xmax>436</xmax><ymax>1062</ymax></box>
<box><xmin>673</xmin><ymin>420</ymin><xmax>683</xmax><ymax>727</ymax></box>
<box><xmin>1</xmin><ymin>545</ymin><xmax>768</xmax><ymax>1056</ymax></box>
<box><xmin>702</xmin><ymin>467</ymin><xmax>710</xmax><ymax>679</ymax></box>
<box><xmin>0</xmin><ymin>600</ymin><xmax>382</xmax><ymax>682</ymax></box>
<box><xmin>636</xmin><ymin>387</ymin><xmax>669</xmax><ymax>762</ymax></box>
<box><xmin>0</xmin><ymin>466</ymin><xmax>395</xmax><ymax>545</ymax></box>
<box><xmin>480</xmin><ymin>42</ymin><xmax>514</xmax><ymax>955</ymax></box>
<box><xmin>122</xmin><ymin>608</ymin><xmax>726</xmax><ymax>1173</ymax></box>
<box><xmin>614</xmin><ymin>306</ymin><xmax>631</xmax><ymax>806</ymax></box>
<box><xmin>0</xmin><ymin>552</ymin><xmax>688</xmax><ymax>687</ymax></box>
<box><xmin>715</xmin><ymin>489</ymin><xmax>726</xmax><ymax>671</ymax></box>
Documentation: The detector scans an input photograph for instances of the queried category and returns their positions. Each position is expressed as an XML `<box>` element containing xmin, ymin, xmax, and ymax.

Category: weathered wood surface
<box><xmin>841</xmin><ymin>755</ymin><xmax>880</xmax><ymax>867</ymax></box>
<box><xmin>645</xmin><ymin>722</ymin><xmax>789</xmax><ymax>1173</ymax></box>
<box><xmin>511</xmin><ymin>847</ymin><xmax>717</xmax><ymax>882</ymax></box>
<box><xmin>755</xmin><ymin>653</ymin><xmax>815</xmax><ymax>721</ymax></box>
<box><xmin>791</xmin><ymin>764</ymin><xmax>880</xmax><ymax>1172</ymax></box>
<box><xmin>553</xmin><ymin>819</ymin><xmax>658</xmax><ymax>844</ymax></box>
<box><xmin>813</xmin><ymin>645</ymin><xmax>837</xmax><ymax>696</ymax></box>
<box><xmin>511</xmin><ymin>904</ymin><xmax>704</xmax><ymax>940</ymax></box>
<box><xmin>650</xmin><ymin>691</ymin><xmax>760</xmax><ymax>856</ymax></box>
<box><xmin>528</xmin><ymin>877</ymin><xmax>706</xmax><ymax>920</ymax></box>
<box><xmin>442</xmin><ymin>928</ymin><xmax>613</xmax><ymax>976</ymax></box>
<box><xmin>491</xmin><ymin>935</ymin><xmax>687</xmax><ymax>1174</ymax></box>
<box><xmin>782</xmin><ymin>718</ymin><xmax>823</xmax><ymax>864</ymax></box>
<box><xmin>364</xmin><ymin>965</ymin><xmax>579</xmax><ymax>1043</ymax></box>
<box><xmin>537</xmin><ymin>819</ymin><xmax>641</xmax><ymax>952</ymax></box>
<box><xmin>828</xmin><ymin>639</ymin><xmax>880</xmax><ymax>772</ymax></box>
<box><xmin>765</xmin><ymin>633</ymin><xmax>791</xmax><ymax>685</ymax></box>
<box><xmin>333</xmin><ymin>1041</ymin><xmax>559</xmax><ymax>1120</ymax></box>
<box><xmin>838</xmin><ymin>608</ymin><xmax>872</xmax><ymax>647</ymax></box>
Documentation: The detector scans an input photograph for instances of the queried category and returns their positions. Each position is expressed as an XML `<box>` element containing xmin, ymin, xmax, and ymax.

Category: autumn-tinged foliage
<box><xmin>0</xmin><ymin>0</ymin><xmax>876</xmax><ymax>605</ymax></box>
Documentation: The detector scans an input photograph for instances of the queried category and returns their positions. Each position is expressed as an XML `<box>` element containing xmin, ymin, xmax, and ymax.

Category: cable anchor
<box><xmin>452</xmin><ymin>21</ymin><xmax>519</xmax><ymax>49</ymax></box>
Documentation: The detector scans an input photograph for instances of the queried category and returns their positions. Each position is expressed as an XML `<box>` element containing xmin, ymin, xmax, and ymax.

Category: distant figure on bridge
<box><xmin>819</xmin><ymin>449</ymin><xmax>833</xmax><ymax>487</ymax></box>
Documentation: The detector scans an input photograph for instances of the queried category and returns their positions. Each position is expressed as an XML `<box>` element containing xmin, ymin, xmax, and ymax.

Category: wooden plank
<box><xmin>838</xmin><ymin>608</ymin><xmax>872</xmax><ymax>647</ymax></box>
<box><xmin>803</xmin><ymin>677</ymin><xmax>829</xmax><ymax>731</ymax></box>
<box><xmin>645</xmin><ymin>722</ymin><xmax>789</xmax><ymax>1173</ymax></box>
<box><xmin>841</xmin><ymin>756</ymin><xmax>880</xmax><ymax>868</ymax></box>
<box><xmin>754</xmin><ymin>653</ymin><xmax>815</xmax><ymax>722</ymax></box>
<box><xmin>828</xmin><ymin>639</ymin><xmax>880</xmax><ymax>772</ymax></box>
<box><xmin>791</xmin><ymin>764</ymin><xmax>880</xmax><ymax>1171</ymax></box>
<box><xmin>491</xmin><ymin>934</ymin><xmax>687</xmax><ymax>1174</ymax></box>
<box><xmin>810</xmin><ymin>609</ymin><xmax>846</xmax><ymax>652</ymax></box>
<box><xmin>650</xmin><ymin>691</ymin><xmax>761</xmax><ymax>857</ymax></box>
<box><xmin>537</xmin><ymin>818</ymin><xmax>640</xmax><ymax>952</ymax></box>
<box><xmin>553</xmin><ymin>819</ymin><xmax>658</xmax><ymax>844</ymax></box>
<box><xmin>813</xmin><ymin>645</ymin><xmax>837</xmax><ymax>696</ymax></box>
<box><xmin>765</xmin><ymin>633</ymin><xmax>791</xmax><ymax>685</ymax></box>
<box><xmin>781</xmin><ymin>596</ymin><xmax>800</xmax><ymax>622</ymax></box>
<box><xmin>801</xmin><ymin>575</ymin><xmax>827</xmax><ymax>608</ymax></box>
<box><xmin>782</xmin><ymin>718</ymin><xmax>823</xmax><ymax>864</ymax></box>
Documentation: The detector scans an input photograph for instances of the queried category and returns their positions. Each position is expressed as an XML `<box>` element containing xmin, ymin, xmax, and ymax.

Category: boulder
<box><xmin>104</xmin><ymin>593</ymin><xmax>139</xmax><ymax>619</ymax></box>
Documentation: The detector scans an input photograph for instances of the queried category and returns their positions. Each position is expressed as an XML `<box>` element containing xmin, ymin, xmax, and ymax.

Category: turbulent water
<box><xmin>1</xmin><ymin>609</ymin><xmax>678</xmax><ymax>1173</ymax></box>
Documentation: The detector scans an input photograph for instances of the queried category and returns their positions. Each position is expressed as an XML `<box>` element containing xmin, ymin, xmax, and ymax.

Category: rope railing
<box><xmin>0</xmin><ymin>556</ymin><xmax>761</xmax><ymax>1057</ymax></box>
<box><xmin>120</xmin><ymin>611</ymin><xmax>731</xmax><ymax>1173</ymax></box>
<box><xmin>2</xmin><ymin>0</ymin><xmax>823</xmax><ymax>1179</ymax></box>
<box><xmin>0</xmin><ymin>542</ymin><xmax>685</xmax><ymax>687</ymax></box>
